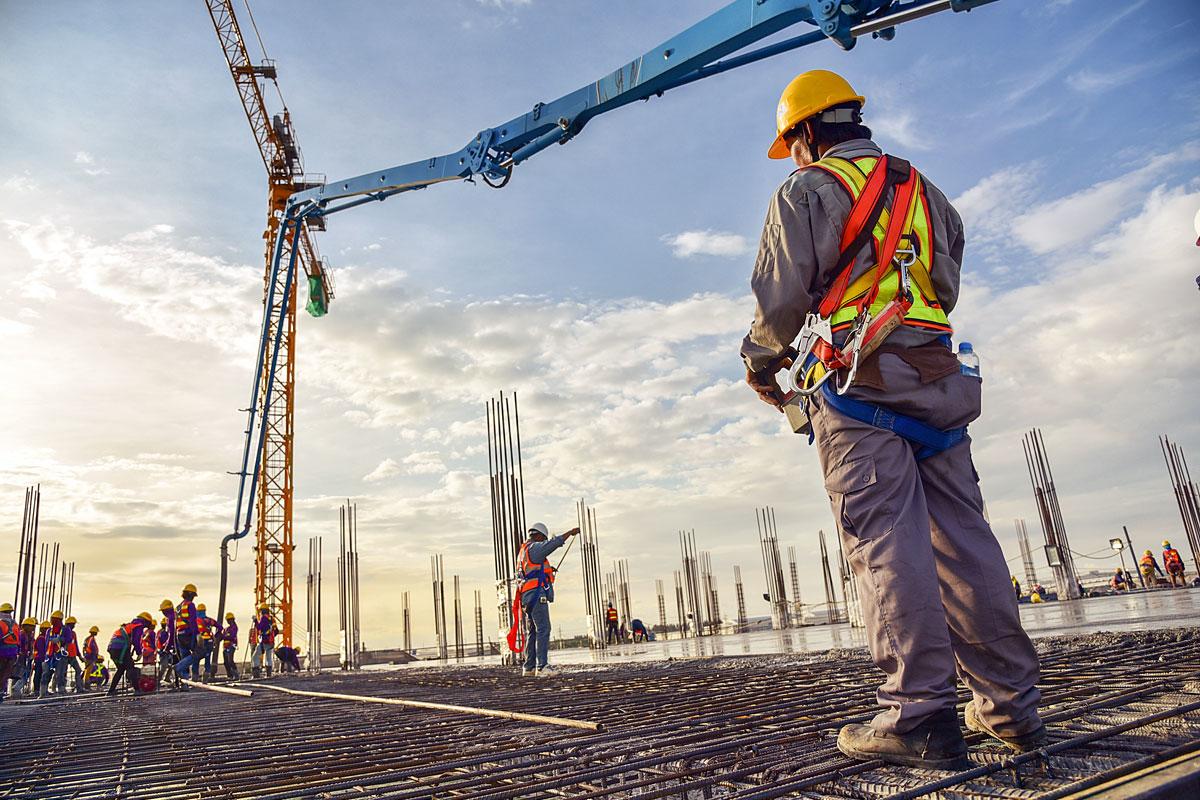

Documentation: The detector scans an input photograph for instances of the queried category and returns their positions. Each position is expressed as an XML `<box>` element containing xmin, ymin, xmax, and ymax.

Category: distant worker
<box><xmin>54</xmin><ymin>615</ymin><xmax>83</xmax><ymax>693</ymax></box>
<box><xmin>0</xmin><ymin>603</ymin><xmax>18</xmax><ymax>702</ymax></box>
<box><xmin>275</xmin><ymin>645</ymin><xmax>301</xmax><ymax>672</ymax></box>
<box><xmin>84</xmin><ymin>655</ymin><xmax>109</xmax><ymax>691</ymax></box>
<box><xmin>1162</xmin><ymin>540</ymin><xmax>1187</xmax><ymax>588</ymax></box>
<box><xmin>82</xmin><ymin>625</ymin><xmax>101</xmax><ymax>690</ymax></box>
<box><xmin>1140</xmin><ymin>550</ymin><xmax>1164</xmax><ymax>589</ymax></box>
<box><xmin>41</xmin><ymin>610</ymin><xmax>65</xmax><ymax>697</ymax></box>
<box><xmin>630</xmin><ymin>618</ymin><xmax>648</xmax><ymax>643</ymax></box>
<box><xmin>139</xmin><ymin>619</ymin><xmax>158</xmax><ymax>688</ymax></box>
<box><xmin>195</xmin><ymin>603</ymin><xmax>215</xmax><ymax>681</ymax></box>
<box><xmin>605</xmin><ymin>603</ymin><xmax>620</xmax><ymax>644</ymax></box>
<box><xmin>1011</xmin><ymin>576</ymin><xmax>1021</xmax><ymax>600</ymax></box>
<box><xmin>1030</xmin><ymin>590</ymin><xmax>1045</xmax><ymax>604</ymax></box>
<box><xmin>511</xmin><ymin>522</ymin><xmax>580</xmax><ymax>677</ymax></box>
<box><xmin>221</xmin><ymin>612</ymin><xmax>240</xmax><ymax>679</ymax></box>
<box><xmin>156</xmin><ymin>600</ymin><xmax>176</xmax><ymax>683</ymax></box>
<box><xmin>742</xmin><ymin>70</ymin><xmax>1044</xmax><ymax>767</ymax></box>
<box><xmin>1110</xmin><ymin>568</ymin><xmax>1130</xmax><ymax>592</ymax></box>
<box><xmin>33</xmin><ymin>620</ymin><xmax>50</xmax><ymax>698</ymax></box>
<box><xmin>252</xmin><ymin>604</ymin><xmax>278</xmax><ymax>678</ymax></box>
<box><xmin>107</xmin><ymin>612</ymin><xmax>154</xmax><ymax>697</ymax></box>
<box><xmin>173</xmin><ymin>584</ymin><xmax>200</xmax><ymax>682</ymax></box>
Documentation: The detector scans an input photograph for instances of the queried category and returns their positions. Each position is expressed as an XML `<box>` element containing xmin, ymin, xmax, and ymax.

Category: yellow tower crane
<box><xmin>204</xmin><ymin>0</ymin><xmax>334</xmax><ymax>647</ymax></box>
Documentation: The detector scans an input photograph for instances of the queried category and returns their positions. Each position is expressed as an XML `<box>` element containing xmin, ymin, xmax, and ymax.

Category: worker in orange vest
<box><xmin>1140</xmin><ymin>550</ymin><xmax>1164</xmax><ymax>589</ymax></box>
<box><xmin>742</xmin><ymin>71</ymin><xmax>1043</xmax><ymax>767</ymax></box>
<box><xmin>54</xmin><ymin>615</ymin><xmax>84</xmax><ymax>693</ymax></box>
<box><xmin>0</xmin><ymin>603</ymin><xmax>19</xmax><ymax>702</ymax></box>
<box><xmin>604</xmin><ymin>603</ymin><xmax>620</xmax><ymax>644</ymax></box>
<box><xmin>1162</xmin><ymin>540</ymin><xmax>1187</xmax><ymax>588</ymax></box>
<box><xmin>511</xmin><ymin>522</ymin><xmax>579</xmax><ymax>677</ymax></box>
<box><xmin>81</xmin><ymin>625</ymin><xmax>101</xmax><ymax>691</ymax></box>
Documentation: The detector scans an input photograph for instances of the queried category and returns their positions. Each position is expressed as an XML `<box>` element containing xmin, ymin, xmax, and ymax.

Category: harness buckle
<box><xmin>783</xmin><ymin>313</ymin><xmax>836</xmax><ymax>399</ymax></box>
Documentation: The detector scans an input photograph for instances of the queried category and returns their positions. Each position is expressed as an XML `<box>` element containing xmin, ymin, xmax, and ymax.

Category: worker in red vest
<box><xmin>107</xmin><ymin>613</ymin><xmax>154</xmax><ymax>696</ymax></box>
<box><xmin>195</xmin><ymin>603</ymin><xmax>216</xmax><ymax>681</ymax></box>
<box><xmin>53</xmin><ymin>615</ymin><xmax>83</xmax><ymax>693</ymax></box>
<box><xmin>509</xmin><ymin>522</ymin><xmax>579</xmax><ymax>677</ymax></box>
<box><xmin>1140</xmin><ymin>550</ymin><xmax>1164</xmax><ymax>589</ymax></box>
<box><xmin>604</xmin><ymin>603</ymin><xmax>620</xmax><ymax>644</ymax></box>
<box><xmin>741</xmin><ymin>71</ymin><xmax>1043</xmax><ymax>767</ymax></box>
<box><xmin>0</xmin><ymin>603</ymin><xmax>19</xmax><ymax>702</ymax></box>
<box><xmin>1162</xmin><ymin>540</ymin><xmax>1187</xmax><ymax>588</ymax></box>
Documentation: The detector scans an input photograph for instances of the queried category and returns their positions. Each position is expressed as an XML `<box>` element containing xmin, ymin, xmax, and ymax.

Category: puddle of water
<box><xmin>386</xmin><ymin>587</ymin><xmax>1200</xmax><ymax>670</ymax></box>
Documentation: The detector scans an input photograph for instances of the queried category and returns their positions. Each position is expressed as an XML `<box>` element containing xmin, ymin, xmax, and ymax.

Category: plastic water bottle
<box><xmin>957</xmin><ymin>342</ymin><xmax>981</xmax><ymax>379</ymax></box>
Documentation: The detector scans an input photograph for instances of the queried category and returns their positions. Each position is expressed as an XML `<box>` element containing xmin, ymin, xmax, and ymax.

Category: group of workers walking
<box><xmin>0</xmin><ymin>583</ymin><xmax>291</xmax><ymax>702</ymax></box>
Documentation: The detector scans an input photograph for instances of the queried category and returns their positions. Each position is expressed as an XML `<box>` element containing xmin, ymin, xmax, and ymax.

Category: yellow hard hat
<box><xmin>39</xmin><ymin>620</ymin><xmax>51</xmax><ymax>629</ymax></box>
<box><xmin>258</xmin><ymin>603</ymin><xmax>270</xmax><ymax>611</ymax></box>
<box><xmin>225</xmin><ymin>612</ymin><xmax>236</xmax><ymax>620</ymax></box>
<box><xmin>182</xmin><ymin>583</ymin><xmax>198</xmax><ymax>595</ymax></box>
<box><xmin>769</xmin><ymin>70</ymin><xmax>866</xmax><ymax>159</ymax></box>
<box><xmin>161</xmin><ymin>618</ymin><xmax>169</xmax><ymax>626</ymax></box>
<box><xmin>65</xmin><ymin>616</ymin><xmax>77</xmax><ymax>625</ymax></box>
<box><xmin>197</xmin><ymin>603</ymin><xmax>206</xmax><ymax>612</ymax></box>
<box><xmin>1163</xmin><ymin>540</ymin><xmax>1171</xmax><ymax>548</ymax></box>
<box><xmin>0</xmin><ymin>602</ymin><xmax>12</xmax><ymax>613</ymax></box>
<box><xmin>51</xmin><ymin>610</ymin><xmax>64</xmax><ymax>619</ymax></box>
<box><xmin>89</xmin><ymin>625</ymin><xmax>99</xmax><ymax>634</ymax></box>
<box><xmin>1145</xmin><ymin>550</ymin><xmax>1153</xmax><ymax>556</ymax></box>
<box><xmin>160</xmin><ymin>599</ymin><xmax>174</xmax><ymax>611</ymax></box>
<box><xmin>22</xmin><ymin>617</ymin><xmax>37</xmax><ymax>627</ymax></box>
<box><xmin>137</xmin><ymin>611</ymin><xmax>153</xmax><ymax>623</ymax></box>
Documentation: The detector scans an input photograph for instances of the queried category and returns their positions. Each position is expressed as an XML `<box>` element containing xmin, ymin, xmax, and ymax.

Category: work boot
<box><xmin>837</xmin><ymin>708</ymin><xmax>969</xmax><ymax>769</ymax></box>
<box><xmin>964</xmin><ymin>701</ymin><xmax>1048</xmax><ymax>753</ymax></box>
<box><xmin>536</xmin><ymin>666</ymin><xmax>557</xmax><ymax>678</ymax></box>
<box><xmin>521</xmin><ymin>666</ymin><xmax>534</xmax><ymax>677</ymax></box>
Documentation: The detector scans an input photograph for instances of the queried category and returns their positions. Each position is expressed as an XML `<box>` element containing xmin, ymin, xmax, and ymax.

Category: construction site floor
<box><xmin>3</xmin><ymin>628</ymin><xmax>1199</xmax><ymax>799</ymax></box>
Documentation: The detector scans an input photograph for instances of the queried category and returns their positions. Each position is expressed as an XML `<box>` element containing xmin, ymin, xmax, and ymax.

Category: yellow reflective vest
<box><xmin>809</xmin><ymin>155</ymin><xmax>952</xmax><ymax>334</ymax></box>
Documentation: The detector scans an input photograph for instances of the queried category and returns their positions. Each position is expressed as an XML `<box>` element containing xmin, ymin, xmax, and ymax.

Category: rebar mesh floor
<box><xmin>3</xmin><ymin>629</ymin><xmax>1198</xmax><ymax>799</ymax></box>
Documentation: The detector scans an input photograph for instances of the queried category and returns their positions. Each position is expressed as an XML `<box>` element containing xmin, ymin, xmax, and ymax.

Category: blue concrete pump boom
<box><xmin>225</xmin><ymin>0</ymin><xmax>1001</xmax><ymax>558</ymax></box>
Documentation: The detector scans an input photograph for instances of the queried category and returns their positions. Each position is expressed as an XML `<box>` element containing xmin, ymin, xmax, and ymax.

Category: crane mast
<box><xmin>205</xmin><ymin>0</ymin><xmax>334</xmax><ymax>647</ymax></box>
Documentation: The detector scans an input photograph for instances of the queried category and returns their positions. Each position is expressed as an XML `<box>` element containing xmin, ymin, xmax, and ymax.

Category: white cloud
<box><xmin>402</xmin><ymin>451</ymin><xmax>446</xmax><ymax>476</ymax></box>
<box><xmin>660</xmin><ymin>229</ymin><xmax>752</xmax><ymax>259</ymax></box>
<box><xmin>74</xmin><ymin>150</ymin><xmax>110</xmax><ymax>176</ymax></box>
<box><xmin>871</xmin><ymin>109</ymin><xmax>931</xmax><ymax>152</ymax></box>
<box><xmin>363</xmin><ymin>458</ymin><xmax>402</xmax><ymax>482</ymax></box>
<box><xmin>3</xmin><ymin>173</ymin><xmax>37</xmax><ymax>192</ymax></box>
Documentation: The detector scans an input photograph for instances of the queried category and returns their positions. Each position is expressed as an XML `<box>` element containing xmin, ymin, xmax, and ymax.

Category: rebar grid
<box><xmin>2</xmin><ymin>629</ymin><xmax>1197</xmax><ymax>799</ymax></box>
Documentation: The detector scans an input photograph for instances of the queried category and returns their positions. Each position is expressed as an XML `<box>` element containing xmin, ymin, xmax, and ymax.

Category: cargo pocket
<box><xmin>824</xmin><ymin>456</ymin><xmax>890</xmax><ymax>543</ymax></box>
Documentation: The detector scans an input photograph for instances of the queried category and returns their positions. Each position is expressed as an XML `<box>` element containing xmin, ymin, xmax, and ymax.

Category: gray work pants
<box><xmin>810</xmin><ymin>354</ymin><xmax>1042</xmax><ymax>738</ymax></box>
<box><xmin>522</xmin><ymin>598</ymin><xmax>551</xmax><ymax>670</ymax></box>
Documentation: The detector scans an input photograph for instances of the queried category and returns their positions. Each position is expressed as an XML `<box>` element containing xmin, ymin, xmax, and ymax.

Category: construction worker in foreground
<box><xmin>512</xmin><ymin>522</ymin><xmax>579</xmax><ymax>677</ymax></box>
<box><xmin>1140</xmin><ymin>550</ymin><xmax>1164</xmax><ymax>589</ymax></box>
<box><xmin>604</xmin><ymin>602</ymin><xmax>620</xmax><ymax>644</ymax></box>
<box><xmin>107</xmin><ymin>612</ymin><xmax>154</xmax><ymax>696</ymax></box>
<box><xmin>0</xmin><ymin>603</ymin><xmax>19</xmax><ymax>702</ymax></box>
<box><xmin>742</xmin><ymin>71</ymin><xmax>1044</xmax><ymax>768</ymax></box>
<box><xmin>221</xmin><ymin>612</ymin><xmax>240</xmax><ymax>679</ymax></box>
<box><xmin>1162</xmin><ymin>540</ymin><xmax>1187</xmax><ymax>588</ymax></box>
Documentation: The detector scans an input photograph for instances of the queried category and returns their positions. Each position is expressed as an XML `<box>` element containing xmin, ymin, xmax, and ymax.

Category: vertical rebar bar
<box><xmin>734</xmin><ymin>565</ymin><xmax>747</xmax><ymax>631</ymax></box>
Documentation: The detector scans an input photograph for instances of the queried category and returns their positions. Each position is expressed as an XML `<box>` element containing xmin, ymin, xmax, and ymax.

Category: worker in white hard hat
<box><xmin>741</xmin><ymin>69</ymin><xmax>1044</xmax><ymax>767</ymax></box>
<box><xmin>509</xmin><ymin>522</ymin><xmax>579</xmax><ymax>677</ymax></box>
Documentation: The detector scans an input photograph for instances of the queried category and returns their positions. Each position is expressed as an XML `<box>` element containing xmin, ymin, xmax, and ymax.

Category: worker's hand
<box><xmin>564</xmin><ymin>527</ymin><xmax>581</xmax><ymax>537</ymax></box>
<box><xmin>745</xmin><ymin>358</ymin><xmax>791</xmax><ymax>411</ymax></box>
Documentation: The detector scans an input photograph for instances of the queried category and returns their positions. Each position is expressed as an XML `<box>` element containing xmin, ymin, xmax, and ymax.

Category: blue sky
<box><xmin>2</xmin><ymin>0</ymin><xmax>1198</xmax><ymax>648</ymax></box>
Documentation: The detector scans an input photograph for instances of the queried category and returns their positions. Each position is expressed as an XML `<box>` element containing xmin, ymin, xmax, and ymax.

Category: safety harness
<box><xmin>505</xmin><ymin>541</ymin><xmax>557</xmax><ymax>653</ymax></box>
<box><xmin>772</xmin><ymin>153</ymin><xmax>967</xmax><ymax>460</ymax></box>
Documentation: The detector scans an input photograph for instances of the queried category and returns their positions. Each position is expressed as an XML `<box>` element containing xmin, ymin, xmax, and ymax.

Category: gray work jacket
<box><xmin>740</xmin><ymin>139</ymin><xmax>965</xmax><ymax>373</ymax></box>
